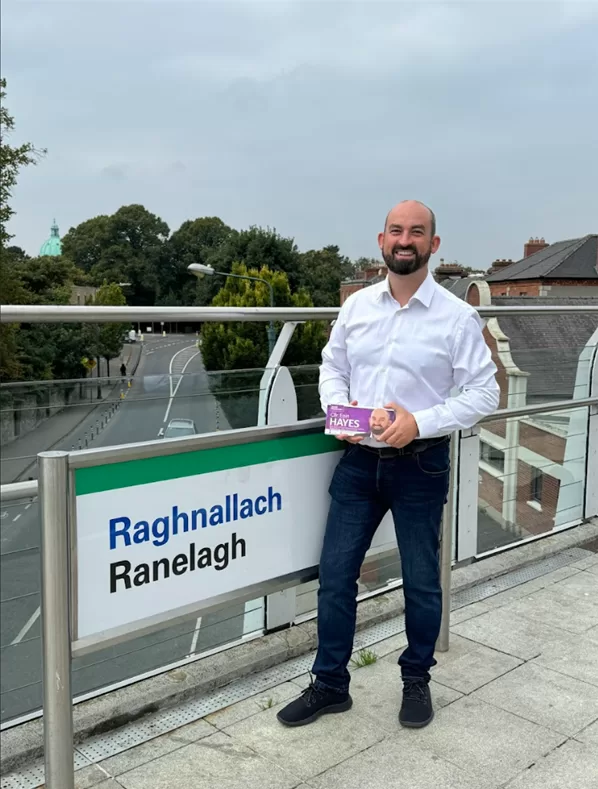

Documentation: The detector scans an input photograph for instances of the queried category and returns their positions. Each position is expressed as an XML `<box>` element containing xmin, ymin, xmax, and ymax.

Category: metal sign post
<box><xmin>39</xmin><ymin>451</ymin><xmax>75</xmax><ymax>789</ymax></box>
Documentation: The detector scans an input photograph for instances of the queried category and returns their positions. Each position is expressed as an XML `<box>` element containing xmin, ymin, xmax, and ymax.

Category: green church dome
<box><xmin>40</xmin><ymin>219</ymin><xmax>62</xmax><ymax>256</ymax></box>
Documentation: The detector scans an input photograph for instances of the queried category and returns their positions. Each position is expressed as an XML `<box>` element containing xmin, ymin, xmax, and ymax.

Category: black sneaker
<box><xmin>399</xmin><ymin>678</ymin><xmax>434</xmax><ymax>728</ymax></box>
<box><xmin>277</xmin><ymin>682</ymin><xmax>352</xmax><ymax>727</ymax></box>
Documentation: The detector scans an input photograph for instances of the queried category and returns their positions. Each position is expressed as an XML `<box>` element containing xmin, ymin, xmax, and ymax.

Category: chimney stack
<box><xmin>435</xmin><ymin>261</ymin><xmax>466</xmax><ymax>282</ymax></box>
<box><xmin>490</xmin><ymin>258</ymin><xmax>514</xmax><ymax>271</ymax></box>
<box><xmin>523</xmin><ymin>236</ymin><xmax>548</xmax><ymax>258</ymax></box>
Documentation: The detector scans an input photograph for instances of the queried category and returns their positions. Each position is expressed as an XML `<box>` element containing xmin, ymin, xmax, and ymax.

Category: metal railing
<box><xmin>2</xmin><ymin>303</ymin><xmax>597</xmax><ymax>324</ymax></box>
<box><xmin>1</xmin><ymin>301</ymin><xmax>597</xmax><ymax>788</ymax></box>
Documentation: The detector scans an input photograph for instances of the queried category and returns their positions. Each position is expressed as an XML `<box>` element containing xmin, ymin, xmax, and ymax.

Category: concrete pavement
<box><xmin>0</xmin><ymin>342</ymin><xmax>142</xmax><ymax>485</ymax></box>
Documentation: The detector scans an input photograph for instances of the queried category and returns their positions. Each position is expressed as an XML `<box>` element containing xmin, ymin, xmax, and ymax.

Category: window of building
<box><xmin>480</xmin><ymin>442</ymin><xmax>505</xmax><ymax>473</ymax></box>
<box><xmin>530</xmin><ymin>468</ymin><xmax>543</xmax><ymax>504</ymax></box>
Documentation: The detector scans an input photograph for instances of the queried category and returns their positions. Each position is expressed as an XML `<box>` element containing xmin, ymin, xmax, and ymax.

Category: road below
<box><xmin>0</xmin><ymin>335</ymin><xmax>259</xmax><ymax>726</ymax></box>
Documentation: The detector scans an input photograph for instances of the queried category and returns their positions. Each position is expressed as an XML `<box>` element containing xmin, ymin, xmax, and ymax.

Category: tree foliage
<box><xmin>0</xmin><ymin>78</ymin><xmax>46</xmax><ymax>246</ymax></box>
<box><xmin>92</xmin><ymin>282</ymin><xmax>128</xmax><ymax>376</ymax></box>
<box><xmin>297</xmin><ymin>245</ymin><xmax>355</xmax><ymax>307</ymax></box>
<box><xmin>61</xmin><ymin>205</ymin><xmax>169</xmax><ymax>305</ymax></box>
<box><xmin>200</xmin><ymin>263</ymin><xmax>328</xmax><ymax>371</ymax></box>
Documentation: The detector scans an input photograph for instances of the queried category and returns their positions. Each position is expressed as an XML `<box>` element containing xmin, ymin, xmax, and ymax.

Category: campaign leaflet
<box><xmin>325</xmin><ymin>404</ymin><xmax>396</xmax><ymax>438</ymax></box>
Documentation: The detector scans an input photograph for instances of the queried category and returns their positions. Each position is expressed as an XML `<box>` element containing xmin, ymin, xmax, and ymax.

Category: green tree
<box><xmin>201</xmin><ymin>262</ymin><xmax>327</xmax><ymax>371</ymax></box>
<box><xmin>61</xmin><ymin>205</ymin><xmax>170</xmax><ymax>305</ymax></box>
<box><xmin>208</xmin><ymin>226</ymin><xmax>301</xmax><ymax>291</ymax></box>
<box><xmin>297</xmin><ymin>245</ymin><xmax>355</xmax><ymax>307</ymax></box>
<box><xmin>164</xmin><ymin>216</ymin><xmax>232</xmax><ymax>306</ymax></box>
<box><xmin>93</xmin><ymin>282</ymin><xmax>129</xmax><ymax>376</ymax></box>
<box><xmin>0</xmin><ymin>78</ymin><xmax>46</xmax><ymax>246</ymax></box>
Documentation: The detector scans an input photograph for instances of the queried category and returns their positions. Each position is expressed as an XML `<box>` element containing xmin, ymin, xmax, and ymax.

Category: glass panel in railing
<box><xmin>0</xmin><ymin>348</ymin><xmax>267</xmax><ymax>724</ymax></box>
<box><xmin>477</xmin><ymin>404</ymin><xmax>589</xmax><ymax>555</ymax></box>
<box><xmin>287</xmin><ymin>365</ymin><xmax>322</xmax><ymax>421</ymax></box>
<box><xmin>1</xmin><ymin>363</ymin><xmax>267</xmax><ymax>486</ymax></box>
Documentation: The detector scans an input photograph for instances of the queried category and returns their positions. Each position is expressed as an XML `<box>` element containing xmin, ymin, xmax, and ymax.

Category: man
<box><xmin>277</xmin><ymin>200</ymin><xmax>499</xmax><ymax>730</ymax></box>
<box><xmin>369</xmin><ymin>408</ymin><xmax>393</xmax><ymax>438</ymax></box>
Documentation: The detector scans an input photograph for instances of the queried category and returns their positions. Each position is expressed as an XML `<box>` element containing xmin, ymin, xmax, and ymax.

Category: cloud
<box><xmin>2</xmin><ymin>0</ymin><xmax>597</xmax><ymax>267</ymax></box>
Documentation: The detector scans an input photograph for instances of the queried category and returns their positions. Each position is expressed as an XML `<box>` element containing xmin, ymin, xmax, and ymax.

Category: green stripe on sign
<box><xmin>75</xmin><ymin>432</ymin><xmax>340</xmax><ymax>496</ymax></box>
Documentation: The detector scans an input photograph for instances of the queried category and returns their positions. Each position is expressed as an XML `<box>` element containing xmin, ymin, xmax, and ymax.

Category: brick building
<box><xmin>340</xmin><ymin>263</ymin><xmax>387</xmax><ymax>305</ymax></box>
<box><xmin>485</xmin><ymin>234</ymin><xmax>598</xmax><ymax>297</ymax></box>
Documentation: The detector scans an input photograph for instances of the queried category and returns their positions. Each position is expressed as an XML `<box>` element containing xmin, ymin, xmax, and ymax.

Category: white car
<box><xmin>158</xmin><ymin>418</ymin><xmax>197</xmax><ymax>439</ymax></box>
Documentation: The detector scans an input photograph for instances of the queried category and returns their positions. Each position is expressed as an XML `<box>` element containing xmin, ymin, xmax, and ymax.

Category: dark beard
<box><xmin>382</xmin><ymin>243</ymin><xmax>431</xmax><ymax>276</ymax></box>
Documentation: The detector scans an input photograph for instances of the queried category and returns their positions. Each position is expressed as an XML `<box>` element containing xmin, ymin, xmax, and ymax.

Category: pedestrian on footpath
<box><xmin>120</xmin><ymin>362</ymin><xmax>127</xmax><ymax>382</ymax></box>
<box><xmin>277</xmin><ymin>200</ymin><xmax>500</xmax><ymax>730</ymax></box>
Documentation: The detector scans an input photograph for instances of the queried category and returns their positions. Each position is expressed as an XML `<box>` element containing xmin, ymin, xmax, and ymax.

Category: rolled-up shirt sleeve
<box><xmin>412</xmin><ymin>312</ymin><xmax>500</xmax><ymax>438</ymax></box>
<box><xmin>318</xmin><ymin>310</ymin><xmax>351</xmax><ymax>412</ymax></box>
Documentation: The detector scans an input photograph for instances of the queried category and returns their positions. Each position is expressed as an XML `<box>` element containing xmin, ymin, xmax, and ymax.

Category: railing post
<box><xmin>39</xmin><ymin>451</ymin><xmax>74</xmax><ymax>789</ymax></box>
<box><xmin>437</xmin><ymin>431</ymin><xmax>459</xmax><ymax>652</ymax></box>
<box><xmin>586</xmin><ymin>403</ymin><xmax>598</xmax><ymax>519</ymax></box>
<box><xmin>456</xmin><ymin>427</ymin><xmax>481</xmax><ymax>562</ymax></box>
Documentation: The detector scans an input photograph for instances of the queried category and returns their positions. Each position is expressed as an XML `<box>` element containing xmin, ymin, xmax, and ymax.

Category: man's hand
<box><xmin>335</xmin><ymin>400</ymin><xmax>364</xmax><ymax>444</ymax></box>
<box><xmin>378</xmin><ymin>402</ymin><xmax>419</xmax><ymax>448</ymax></box>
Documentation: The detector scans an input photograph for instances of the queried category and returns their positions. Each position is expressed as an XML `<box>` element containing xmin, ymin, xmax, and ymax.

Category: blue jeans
<box><xmin>312</xmin><ymin>439</ymin><xmax>450</xmax><ymax>693</ymax></box>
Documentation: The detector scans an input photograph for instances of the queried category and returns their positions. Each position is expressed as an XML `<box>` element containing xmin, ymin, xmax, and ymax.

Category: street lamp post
<box><xmin>188</xmin><ymin>264</ymin><xmax>276</xmax><ymax>356</ymax></box>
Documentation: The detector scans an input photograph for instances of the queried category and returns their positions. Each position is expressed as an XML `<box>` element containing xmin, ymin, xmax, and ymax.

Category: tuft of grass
<box><xmin>350</xmin><ymin>648</ymin><xmax>378</xmax><ymax>668</ymax></box>
<box><xmin>259</xmin><ymin>697</ymin><xmax>274</xmax><ymax>710</ymax></box>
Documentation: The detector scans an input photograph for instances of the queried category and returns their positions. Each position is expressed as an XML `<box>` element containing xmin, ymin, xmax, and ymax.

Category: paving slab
<box><xmin>75</xmin><ymin>764</ymin><xmax>115</xmax><ymax>788</ymax></box>
<box><xmin>472</xmin><ymin>661</ymin><xmax>598</xmax><ymax>736</ymax></box>
<box><xmin>204</xmin><ymin>681</ymin><xmax>299</xmax><ymax>729</ymax></box>
<box><xmin>497</xmin><ymin>586</ymin><xmax>598</xmax><ymax>635</ymax></box>
<box><xmin>533</xmin><ymin>633</ymin><xmax>598</xmax><ymax>687</ymax></box>
<box><xmin>570</xmin><ymin>554</ymin><xmax>598</xmax><ymax>569</ymax></box>
<box><xmin>88</xmin><ymin>781</ymin><xmax>125</xmax><ymax>789</ymax></box>
<box><xmin>502</xmin><ymin>738</ymin><xmax>598</xmax><ymax>789</ymax></box>
<box><xmin>349</xmin><ymin>661</ymin><xmax>461</xmax><ymax>733</ymax></box>
<box><xmin>116</xmin><ymin>731</ymin><xmax>301</xmax><ymax>789</ymax></box>
<box><xmin>586</xmin><ymin>562</ymin><xmax>598</xmax><ymax>575</ymax></box>
<box><xmin>223</xmin><ymin>700</ymin><xmax>384</xmax><ymax>782</ymax></box>
<box><xmin>399</xmin><ymin>696</ymin><xmax>566</xmax><ymax>789</ymax></box>
<box><xmin>449</xmin><ymin>600</ymin><xmax>491</xmax><ymax>624</ymax></box>
<box><xmin>96</xmin><ymin>719</ymin><xmax>215</xmax><ymax>777</ymax></box>
<box><xmin>310</xmin><ymin>737</ymin><xmax>480</xmax><ymax>789</ymax></box>
<box><xmin>451</xmin><ymin>608</ymin><xmax>572</xmax><ymax>660</ymax></box>
<box><xmin>550</xmin><ymin>568</ymin><xmax>598</xmax><ymax>597</ymax></box>
<box><xmin>387</xmin><ymin>633</ymin><xmax>522</xmax><ymax>695</ymax></box>
<box><xmin>575</xmin><ymin>718</ymin><xmax>598</xmax><ymax>744</ymax></box>
<box><xmin>585</xmin><ymin>624</ymin><xmax>598</xmax><ymax>644</ymax></box>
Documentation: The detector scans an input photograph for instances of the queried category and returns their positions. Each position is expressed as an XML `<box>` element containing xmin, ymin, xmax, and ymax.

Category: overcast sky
<box><xmin>3</xmin><ymin>0</ymin><xmax>597</xmax><ymax>268</ymax></box>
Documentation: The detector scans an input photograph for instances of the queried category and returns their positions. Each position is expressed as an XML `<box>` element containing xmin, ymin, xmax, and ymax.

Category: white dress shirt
<box><xmin>319</xmin><ymin>272</ymin><xmax>500</xmax><ymax>446</ymax></box>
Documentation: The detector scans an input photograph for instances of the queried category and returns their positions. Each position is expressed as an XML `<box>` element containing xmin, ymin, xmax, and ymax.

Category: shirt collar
<box><xmin>375</xmin><ymin>270</ymin><xmax>436</xmax><ymax>308</ymax></box>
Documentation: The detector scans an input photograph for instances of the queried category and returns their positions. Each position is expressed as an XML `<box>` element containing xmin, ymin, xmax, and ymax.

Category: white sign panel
<box><xmin>74</xmin><ymin>433</ymin><xmax>396</xmax><ymax>642</ymax></box>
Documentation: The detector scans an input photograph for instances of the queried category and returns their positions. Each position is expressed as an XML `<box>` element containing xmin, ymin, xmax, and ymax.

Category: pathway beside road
<box><xmin>0</xmin><ymin>343</ymin><xmax>142</xmax><ymax>485</ymax></box>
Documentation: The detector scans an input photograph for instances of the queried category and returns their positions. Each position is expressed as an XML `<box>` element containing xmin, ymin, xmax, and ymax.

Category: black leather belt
<box><xmin>357</xmin><ymin>435</ymin><xmax>450</xmax><ymax>458</ymax></box>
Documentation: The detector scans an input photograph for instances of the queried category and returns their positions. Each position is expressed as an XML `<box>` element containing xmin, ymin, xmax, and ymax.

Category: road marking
<box><xmin>163</xmin><ymin>346</ymin><xmax>200</xmax><ymax>423</ymax></box>
<box><xmin>188</xmin><ymin>616</ymin><xmax>202</xmax><ymax>656</ymax></box>
<box><xmin>11</xmin><ymin>606</ymin><xmax>41</xmax><ymax>645</ymax></box>
<box><xmin>24</xmin><ymin>503</ymin><xmax>32</xmax><ymax>510</ymax></box>
<box><xmin>13</xmin><ymin>513</ymin><xmax>22</xmax><ymax>522</ymax></box>
<box><xmin>1</xmin><ymin>511</ymin><xmax>7</xmax><ymax>520</ymax></box>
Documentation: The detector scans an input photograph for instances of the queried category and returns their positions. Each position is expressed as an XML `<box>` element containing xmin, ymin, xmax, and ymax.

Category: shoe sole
<box><xmin>399</xmin><ymin>708</ymin><xmax>435</xmax><ymax>729</ymax></box>
<box><xmin>277</xmin><ymin>697</ymin><xmax>353</xmax><ymax>727</ymax></box>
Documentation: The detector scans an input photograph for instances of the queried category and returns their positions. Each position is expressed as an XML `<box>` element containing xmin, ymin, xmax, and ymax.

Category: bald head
<box><xmin>385</xmin><ymin>200</ymin><xmax>436</xmax><ymax>237</ymax></box>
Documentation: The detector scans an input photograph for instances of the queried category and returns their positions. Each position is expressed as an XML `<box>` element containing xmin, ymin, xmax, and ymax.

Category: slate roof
<box><xmin>438</xmin><ymin>275</ymin><xmax>484</xmax><ymax>300</ymax></box>
<box><xmin>492</xmin><ymin>297</ymin><xmax>598</xmax><ymax>400</ymax></box>
<box><xmin>486</xmin><ymin>235</ymin><xmax>598</xmax><ymax>282</ymax></box>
